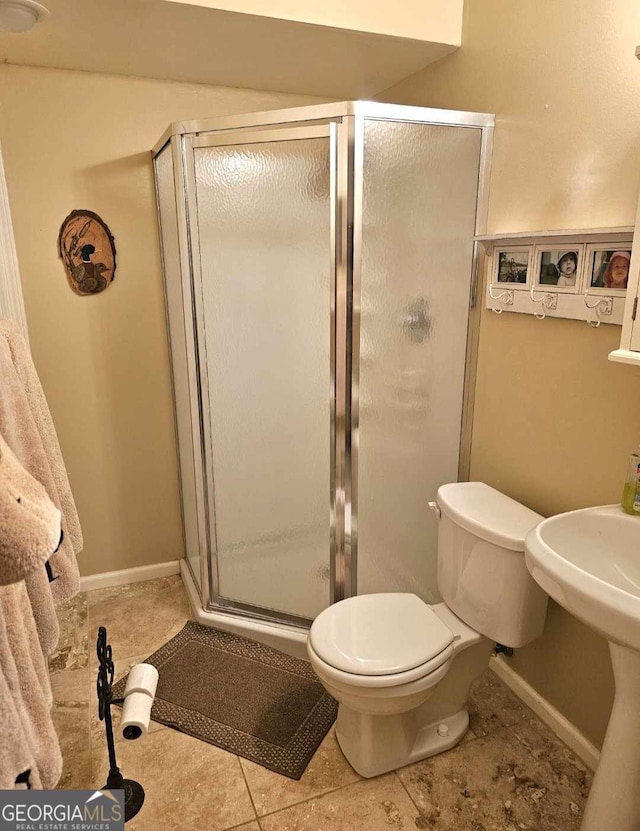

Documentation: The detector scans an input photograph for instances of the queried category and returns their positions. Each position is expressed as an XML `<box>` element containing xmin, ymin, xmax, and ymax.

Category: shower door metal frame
<box><xmin>157</xmin><ymin>135</ymin><xmax>212</xmax><ymax>603</ymax></box>
<box><xmin>154</xmin><ymin>101</ymin><xmax>494</xmax><ymax>631</ymax></box>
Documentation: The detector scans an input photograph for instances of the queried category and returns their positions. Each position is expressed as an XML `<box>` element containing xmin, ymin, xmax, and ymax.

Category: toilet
<box><xmin>307</xmin><ymin>482</ymin><xmax>548</xmax><ymax>778</ymax></box>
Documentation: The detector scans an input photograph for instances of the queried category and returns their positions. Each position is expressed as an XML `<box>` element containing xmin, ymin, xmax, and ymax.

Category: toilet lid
<box><xmin>309</xmin><ymin>594</ymin><xmax>454</xmax><ymax>676</ymax></box>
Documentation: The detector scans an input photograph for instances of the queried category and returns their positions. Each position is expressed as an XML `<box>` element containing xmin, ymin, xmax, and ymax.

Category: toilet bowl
<box><xmin>308</xmin><ymin>482</ymin><xmax>549</xmax><ymax>778</ymax></box>
<box><xmin>309</xmin><ymin>596</ymin><xmax>493</xmax><ymax>777</ymax></box>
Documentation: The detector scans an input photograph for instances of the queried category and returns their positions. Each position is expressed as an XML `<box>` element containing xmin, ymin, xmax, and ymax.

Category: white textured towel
<box><xmin>0</xmin><ymin>436</ymin><xmax>65</xmax><ymax>789</ymax></box>
<box><xmin>0</xmin><ymin>583</ymin><xmax>62</xmax><ymax>790</ymax></box>
<box><xmin>0</xmin><ymin>318</ymin><xmax>83</xmax><ymax>654</ymax></box>
<box><xmin>0</xmin><ymin>434</ymin><xmax>62</xmax><ymax>586</ymax></box>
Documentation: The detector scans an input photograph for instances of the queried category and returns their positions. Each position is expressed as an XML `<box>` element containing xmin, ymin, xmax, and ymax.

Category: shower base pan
<box><xmin>180</xmin><ymin>561</ymin><xmax>309</xmax><ymax>661</ymax></box>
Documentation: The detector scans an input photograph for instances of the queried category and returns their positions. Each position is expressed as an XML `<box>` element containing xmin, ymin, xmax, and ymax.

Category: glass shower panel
<box><xmin>193</xmin><ymin>136</ymin><xmax>331</xmax><ymax>620</ymax></box>
<box><xmin>356</xmin><ymin>120</ymin><xmax>482</xmax><ymax>603</ymax></box>
<box><xmin>155</xmin><ymin>145</ymin><xmax>202</xmax><ymax>592</ymax></box>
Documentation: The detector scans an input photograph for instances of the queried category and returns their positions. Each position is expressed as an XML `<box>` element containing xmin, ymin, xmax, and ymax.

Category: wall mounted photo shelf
<box><xmin>478</xmin><ymin>227</ymin><xmax>634</xmax><ymax>325</ymax></box>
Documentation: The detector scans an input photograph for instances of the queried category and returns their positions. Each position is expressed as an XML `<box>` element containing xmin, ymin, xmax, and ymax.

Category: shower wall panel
<box><xmin>355</xmin><ymin>120</ymin><xmax>482</xmax><ymax>603</ymax></box>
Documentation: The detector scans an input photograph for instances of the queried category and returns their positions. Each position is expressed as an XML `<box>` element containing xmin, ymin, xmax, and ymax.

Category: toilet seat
<box><xmin>308</xmin><ymin>638</ymin><xmax>454</xmax><ymax>689</ymax></box>
<box><xmin>309</xmin><ymin>593</ymin><xmax>454</xmax><ymax>685</ymax></box>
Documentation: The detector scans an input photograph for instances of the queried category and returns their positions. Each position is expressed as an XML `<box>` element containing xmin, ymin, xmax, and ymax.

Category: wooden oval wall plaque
<box><xmin>57</xmin><ymin>210</ymin><xmax>116</xmax><ymax>296</ymax></box>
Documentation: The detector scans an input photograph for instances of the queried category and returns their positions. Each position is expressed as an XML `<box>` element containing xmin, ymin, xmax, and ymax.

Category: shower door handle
<box><xmin>402</xmin><ymin>297</ymin><xmax>431</xmax><ymax>343</ymax></box>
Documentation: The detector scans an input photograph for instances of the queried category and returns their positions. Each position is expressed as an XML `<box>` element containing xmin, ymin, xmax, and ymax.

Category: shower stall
<box><xmin>153</xmin><ymin>101</ymin><xmax>493</xmax><ymax>655</ymax></box>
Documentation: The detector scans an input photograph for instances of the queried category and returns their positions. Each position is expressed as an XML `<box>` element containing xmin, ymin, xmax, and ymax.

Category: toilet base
<box><xmin>335</xmin><ymin>703</ymin><xmax>470</xmax><ymax>778</ymax></box>
<box><xmin>331</xmin><ymin>632</ymin><xmax>494</xmax><ymax>778</ymax></box>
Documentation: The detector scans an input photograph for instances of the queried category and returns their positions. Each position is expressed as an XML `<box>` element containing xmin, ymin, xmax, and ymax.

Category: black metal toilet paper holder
<box><xmin>96</xmin><ymin>625</ymin><xmax>145</xmax><ymax>822</ymax></box>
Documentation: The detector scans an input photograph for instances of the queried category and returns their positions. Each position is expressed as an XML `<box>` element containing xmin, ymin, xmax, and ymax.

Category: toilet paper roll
<box><xmin>123</xmin><ymin>663</ymin><xmax>159</xmax><ymax>699</ymax></box>
<box><xmin>119</xmin><ymin>690</ymin><xmax>153</xmax><ymax>740</ymax></box>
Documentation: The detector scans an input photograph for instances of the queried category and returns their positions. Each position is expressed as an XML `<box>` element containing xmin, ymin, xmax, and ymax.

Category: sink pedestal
<box><xmin>582</xmin><ymin>643</ymin><xmax>640</xmax><ymax>831</ymax></box>
<box><xmin>524</xmin><ymin>505</ymin><xmax>640</xmax><ymax>830</ymax></box>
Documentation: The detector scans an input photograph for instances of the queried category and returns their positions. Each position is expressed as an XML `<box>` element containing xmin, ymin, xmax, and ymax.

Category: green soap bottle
<box><xmin>622</xmin><ymin>447</ymin><xmax>640</xmax><ymax>516</ymax></box>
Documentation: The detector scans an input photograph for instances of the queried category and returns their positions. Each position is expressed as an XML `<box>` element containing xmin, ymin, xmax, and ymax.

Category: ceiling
<box><xmin>0</xmin><ymin>0</ymin><xmax>457</xmax><ymax>98</ymax></box>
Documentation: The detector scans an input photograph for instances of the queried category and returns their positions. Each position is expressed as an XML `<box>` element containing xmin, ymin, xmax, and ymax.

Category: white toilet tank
<box><xmin>435</xmin><ymin>482</ymin><xmax>548</xmax><ymax>648</ymax></box>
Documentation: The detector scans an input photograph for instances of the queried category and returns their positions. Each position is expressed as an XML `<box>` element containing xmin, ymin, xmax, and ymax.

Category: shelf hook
<box><xmin>488</xmin><ymin>284</ymin><xmax>514</xmax><ymax>314</ymax></box>
<box><xmin>529</xmin><ymin>285</ymin><xmax>557</xmax><ymax>320</ymax></box>
<box><xmin>584</xmin><ymin>294</ymin><xmax>613</xmax><ymax>328</ymax></box>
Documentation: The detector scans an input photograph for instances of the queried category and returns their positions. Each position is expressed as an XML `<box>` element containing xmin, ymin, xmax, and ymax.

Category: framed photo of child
<box><xmin>492</xmin><ymin>246</ymin><xmax>531</xmax><ymax>289</ymax></box>
<box><xmin>585</xmin><ymin>245</ymin><xmax>632</xmax><ymax>295</ymax></box>
<box><xmin>534</xmin><ymin>246</ymin><xmax>584</xmax><ymax>293</ymax></box>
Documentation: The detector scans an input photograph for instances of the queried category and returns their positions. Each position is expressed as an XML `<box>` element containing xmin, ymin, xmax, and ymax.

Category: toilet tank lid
<box><xmin>436</xmin><ymin>482</ymin><xmax>543</xmax><ymax>552</ymax></box>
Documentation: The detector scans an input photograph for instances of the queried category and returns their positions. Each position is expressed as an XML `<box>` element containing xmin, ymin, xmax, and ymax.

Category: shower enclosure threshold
<box><xmin>179</xmin><ymin>560</ymin><xmax>310</xmax><ymax>660</ymax></box>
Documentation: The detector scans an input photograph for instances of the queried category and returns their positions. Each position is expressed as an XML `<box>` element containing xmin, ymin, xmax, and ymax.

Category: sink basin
<box><xmin>525</xmin><ymin>504</ymin><xmax>640</xmax><ymax>650</ymax></box>
<box><xmin>524</xmin><ymin>504</ymin><xmax>640</xmax><ymax>831</ymax></box>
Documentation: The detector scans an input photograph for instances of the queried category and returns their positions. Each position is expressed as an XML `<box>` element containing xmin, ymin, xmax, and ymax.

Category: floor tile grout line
<box><xmin>504</xmin><ymin>720</ymin><xmax>570</xmax><ymax>775</ymax></box>
<box><xmin>222</xmin><ymin>819</ymin><xmax>262</xmax><ymax>831</ymax></box>
<box><xmin>389</xmin><ymin>723</ymin><xmax>485</xmax><ymax>821</ymax></box>
<box><xmin>236</xmin><ymin>753</ymin><xmax>261</xmax><ymax>827</ymax></box>
<box><xmin>492</xmin><ymin>674</ymin><xmax>583</xmax><ymax>766</ymax></box>
<box><xmin>85</xmin><ymin>618</ymin><xmax>98</xmax><ymax>789</ymax></box>
<box><xmin>506</xmin><ymin>722</ymin><xmax>537</xmax><ymax>760</ymax></box>
<box><xmin>394</xmin><ymin>768</ymin><xmax>427</xmax><ymax>820</ymax></box>
<box><xmin>86</xmin><ymin>662</ymin><xmax>94</xmax><ymax>788</ymax></box>
<box><xmin>485</xmin><ymin>693</ymin><xmax>592</xmax><ymax>800</ymax></box>
<box><xmin>85</xmin><ymin>592</ymin><xmax>92</xmax><ymax>769</ymax></box>
<box><xmin>254</xmin><ymin>776</ymin><xmax>376</xmax><ymax>821</ymax></box>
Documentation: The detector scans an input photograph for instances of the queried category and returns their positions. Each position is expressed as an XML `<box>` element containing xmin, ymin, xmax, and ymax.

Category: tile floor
<box><xmin>49</xmin><ymin>576</ymin><xmax>593</xmax><ymax>830</ymax></box>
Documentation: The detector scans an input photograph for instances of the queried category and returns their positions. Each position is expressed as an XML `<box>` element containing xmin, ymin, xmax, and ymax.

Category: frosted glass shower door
<box><xmin>188</xmin><ymin>128</ymin><xmax>332</xmax><ymax>622</ymax></box>
<box><xmin>355</xmin><ymin>120</ymin><xmax>482</xmax><ymax>604</ymax></box>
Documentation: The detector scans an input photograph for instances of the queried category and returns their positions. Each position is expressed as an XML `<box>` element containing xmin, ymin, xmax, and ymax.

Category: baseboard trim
<box><xmin>490</xmin><ymin>654</ymin><xmax>600</xmax><ymax>771</ymax></box>
<box><xmin>79</xmin><ymin>560</ymin><xmax>180</xmax><ymax>592</ymax></box>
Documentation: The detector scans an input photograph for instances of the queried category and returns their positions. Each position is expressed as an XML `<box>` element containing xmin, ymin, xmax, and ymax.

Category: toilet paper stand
<box><xmin>96</xmin><ymin>626</ymin><xmax>145</xmax><ymax>822</ymax></box>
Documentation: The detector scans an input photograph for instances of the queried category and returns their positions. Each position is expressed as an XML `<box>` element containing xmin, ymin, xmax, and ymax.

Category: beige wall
<box><xmin>0</xmin><ymin>64</ymin><xmax>327</xmax><ymax>577</ymax></box>
<box><xmin>383</xmin><ymin>0</ymin><xmax>640</xmax><ymax>747</ymax></box>
<box><xmin>162</xmin><ymin>0</ymin><xmax>463</xmax><ymax>43</ymax></box>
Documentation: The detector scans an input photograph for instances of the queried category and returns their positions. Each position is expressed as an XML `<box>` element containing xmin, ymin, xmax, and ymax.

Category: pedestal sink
<box><xmin>525</xmin><ymin>504</ymin><xmax>640</xmax><ymax>831</ymax></box>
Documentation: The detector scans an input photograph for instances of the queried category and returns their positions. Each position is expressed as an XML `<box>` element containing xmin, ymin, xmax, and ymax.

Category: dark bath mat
<box><xmin>112</xmin><ymin>621</ymin><xmax>337</xmax><ymax>780</ymax></box>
